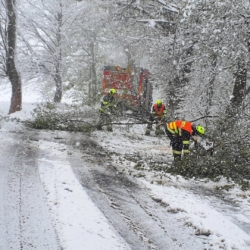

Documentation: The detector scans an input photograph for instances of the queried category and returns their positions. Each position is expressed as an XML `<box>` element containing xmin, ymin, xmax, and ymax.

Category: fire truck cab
<box><xmin>102</xmin><ymin>65</ymin><xmax>153</xmax><ymax>112</ymax></box>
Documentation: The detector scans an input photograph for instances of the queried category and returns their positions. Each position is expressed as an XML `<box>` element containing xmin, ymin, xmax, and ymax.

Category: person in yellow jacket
<box><xmin>97</xmin><ymin>88</ymin><xmax>117</xmax><ymax>132</ymax></box>
<box><xmin>165</xmin><ymin>120</ymin><xmax>205</xmax><ymax>161</ymax></box>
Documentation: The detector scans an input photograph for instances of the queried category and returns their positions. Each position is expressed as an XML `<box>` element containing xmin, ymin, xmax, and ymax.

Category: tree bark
<box><xmin>226</xmin><ymin>60</ymin><xmax>247</xmax><ymax>117</ymax></box>
<box><xmin>204</xmin><ymin>55</ymin><xmax>217</xmax><ymax>126</ymax></box>
<box><xmin>230</xmin><ymin>60</ymin><xmax>247</xmax><ymax>109</ymax></box>
<box><xmin>89</xmin><ymin>36</ymin><xmax>97</xmax><ymax>97</ymax></box>
<box><xmin>6</xmin><ymin>0</ymin><xmax>22</xmax><ymax>114</ymax></box>
<box><xmin>168</xmin><ymin>46</ymin><xmax>194</xmax><ymax>119</ymax></box>
<box><xmin>53</xmin><ymin>67</ymin><xmax>62</xmax><ymax>102</ymax></box>
<box><xmin>53</xmin><ymin>2</ymin><xmax>63</xmax><ymax>103</ymax></box>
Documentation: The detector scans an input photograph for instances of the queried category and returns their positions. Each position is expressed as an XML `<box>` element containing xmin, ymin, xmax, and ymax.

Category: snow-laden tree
<box><xmin>178</xmin><ymin>0</ymin><xmax>250</xmax><ymax>122</ymax></box>
<box><xmin>173</xmin><ymin>0</ymin><xmax>250</xmax><ymax>179</ymax></box>
<box><xmin>18</xmin><ymin>0</ymin><xmax>117</xmax><ymax>103</ymax></box>
<box><xmin>0</xmin><ymin>0</ymin><xmax>7</xmax><ymax>78</ymax></box>
<box><xmin>110</xmin><ymin>0</ymin><xmax>250</xmax><ymax>124</ymax></box>
<box><xmin>18</xmin><ymin>0</ymin><xmax>88</xmax><ymax>102</ymax></box>
<box><xmin>110</xmin><ymin>0</ymin><xmax>183</xmax><ymax>118</ymax></box>
<box><xmin>65</xmin><ymin>0</ymin><xmax>110</xmax><ymax>101</ymax></box>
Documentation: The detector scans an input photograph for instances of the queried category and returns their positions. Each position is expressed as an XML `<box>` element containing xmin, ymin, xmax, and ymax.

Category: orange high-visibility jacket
<box><xmin>153</xmin><ymin>103</ymin><xmax>166</xmax><ymax>117</ymax></box>
<box><xmin>167</xmin><ymin>120</ymin><xmax>193</xmax><ymax>135</ymax></box>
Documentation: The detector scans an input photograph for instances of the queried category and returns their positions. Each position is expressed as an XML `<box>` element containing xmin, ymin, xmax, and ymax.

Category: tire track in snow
<box><xmin>68</xmin><ymin>143</ymin><xmax>209</xmax><ymax>250</ymax></box>
<box><xmin>0</xmin><ymin>131</ymin><xmax>60</xmax><ymax>250</ymax></box>
<box><xmin>37</xmin><ymin>139</ymin><xmax>131</xmax><ymax>250</ymax></box>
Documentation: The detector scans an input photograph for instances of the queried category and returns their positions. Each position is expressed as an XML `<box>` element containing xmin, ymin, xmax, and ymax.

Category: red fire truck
<box><xmin>102</xmin><ymin>66</ymin><xmax>153</xmax><ymax>112</ymax></box>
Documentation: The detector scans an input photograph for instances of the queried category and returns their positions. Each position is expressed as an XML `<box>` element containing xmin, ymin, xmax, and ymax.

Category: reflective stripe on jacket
<box><xmin>99</xmin><ymin>94</ymin><xmax>115</xmax><ymax>113</ymax></box>
<box><xmin>167</xmin><ymin>120</ymin><xmax>193</xmax><ymax>135</ymax></box>
<box><xmin>152</xmin><ymin>104</ymin><xmax>166</xmax><ymax>117</ymax></box>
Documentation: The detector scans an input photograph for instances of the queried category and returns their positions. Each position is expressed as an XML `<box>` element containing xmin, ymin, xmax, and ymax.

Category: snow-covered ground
<box><xmin>1</xmin><ymin>83</ymin><xmax>250</xmax><ymax>250</ymax></box>
<box><xmin>95</xmin><ymin>125</ymin><xmax>250</xmax><ymax>250</ymax></box>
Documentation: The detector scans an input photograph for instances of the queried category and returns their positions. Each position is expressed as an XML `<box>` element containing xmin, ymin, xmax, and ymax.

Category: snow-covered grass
<box><xmin>1</xmin><ymin>83</ymin><xmax>250</xmax><ymax>250</ymax></box>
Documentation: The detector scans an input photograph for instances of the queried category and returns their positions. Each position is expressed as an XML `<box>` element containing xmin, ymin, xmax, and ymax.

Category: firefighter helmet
<box><xmin>156</xmin><ymin>99</ymin><xmax>162</xmax><ymax>106</ymax></box>
<box><xmin>109</xmin><ymin>88</ymin><xmax>116</xmax><ymax>94</ymax></box>
<box><xmin>196</xmin><ymin>125</ymin><xmax>205</xmax><ymax>135</ymax></box>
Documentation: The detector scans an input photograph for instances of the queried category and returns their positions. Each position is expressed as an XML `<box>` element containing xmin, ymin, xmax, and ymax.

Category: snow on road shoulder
<box><xmin>94</xmin><ymin>126</ymin><xmax>250</xmax><ymax>250</ymax></box>
<box><xmin>38</xmin><ymin>140</ymin><xmax>130</xmax><ymax>250</ymax></box>
<box><xmin>140</xmin><ymin>180</ymin><xmax>250</xmax><ymax>250</ymax></box>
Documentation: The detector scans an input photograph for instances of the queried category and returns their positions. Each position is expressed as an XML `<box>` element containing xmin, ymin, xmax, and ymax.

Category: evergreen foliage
<box><xmin>166</xmin><ymin>112</ymin><xmax>250</xmax><ymax>190</ymax></box>
<box><xmin>25</xmin><ymin>103</ymin><xmax>96</xmax><ymax>133</ymax></box>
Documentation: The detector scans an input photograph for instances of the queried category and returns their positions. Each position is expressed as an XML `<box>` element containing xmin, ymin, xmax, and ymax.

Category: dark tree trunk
<box><xmin>89</xmin><ymin>37</ymin><xmax>97</xmax><ymax>97</ymax></box>
<box><xmin>226</xmin><ymin>60</ymin><xmax>247</xmax><ymax>117</ymax></box>
<box><xmin>218</xmin><ymin>60</ymin><xmax>247</xmax><ymax>134</ymax></box>
<box><xmin>53</xmin><ymin>68</ymin><xmax>62</xmax><ymax>102</ymax></box>
<box><xmin>53</xmin><ymin>3</ymin><xmax>63</xmax><ymax>103</ymax></box>
<box><xmin>169</xmin><ymin>46</ymin><xmax>194</xmax><ymax>119</ymax></box>
<box><xmin>204</xmin><ymin>55</ymin><xmax>217</xmax><ymax>126</ymax></box>
<box><xmin>6</xmin><ymin>0</ymin><xmax>22</xmax><ymax>114</ymax></box>
<box><xmin>230</xmin><ymin>60</ymin><xmax>247</xmax><ymax>109</ymax></box>
<box><xmin>168</xmin><ymin>78</ymin><xmax>178</xmax><ymax>119</ymax></box>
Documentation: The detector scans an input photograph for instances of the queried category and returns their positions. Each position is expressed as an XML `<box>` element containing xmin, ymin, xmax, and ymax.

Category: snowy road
<box><xmin>0</xmin><ymin>122</ymin><xmax>250</xmax><ymax>250</ymax></box>
<box><xmin>69</xmin><ymin>147</ymin><xmax>207</xmax><ymax>250</ymax></box>
<box><xmin>0</xmin><ymin>130</ymin><xmax>59</xmax><ymax>249</ymax></box>
<box><xmin>0</xmin><ymin>127</ymin><xmax>206</xmax><ymax>250</ymax></box>
<box><xmin>0</xmin><ymin>127</ymin><xmax>131</xmax><ymax>250</ymax></box>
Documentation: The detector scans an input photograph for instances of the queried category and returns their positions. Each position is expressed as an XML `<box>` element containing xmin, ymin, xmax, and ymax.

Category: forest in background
<box><xmin>1</xmin><ymin>0</ymin><xmax>250</xmax><ymax>188</ymax></box>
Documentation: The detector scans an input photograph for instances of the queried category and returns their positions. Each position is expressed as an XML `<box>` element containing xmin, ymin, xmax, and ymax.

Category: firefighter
<box><xmin>165</xmin><ymin>120</ymin><xmax>205</xmax><ymax>161</ymax></box>
<box><xmin>97</xmin><ymin>88</ymin><xmax>117</xmax><ymax>132</ymax></box>
<box><xmin>145</xmin><ymin>99</ymin><xmax>167</xmax><ymax>135</ymax></box>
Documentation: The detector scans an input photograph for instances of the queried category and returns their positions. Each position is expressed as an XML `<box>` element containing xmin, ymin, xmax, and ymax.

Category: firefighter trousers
<box><xmin>97</xmin><ymin>112</ymin><xmax>112</xmax><ymax>131</ymax></box>
<box><xmin>166</xmin><ymin>129</ymin><xmax>191</xmax><ymax>160</ymax></box>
